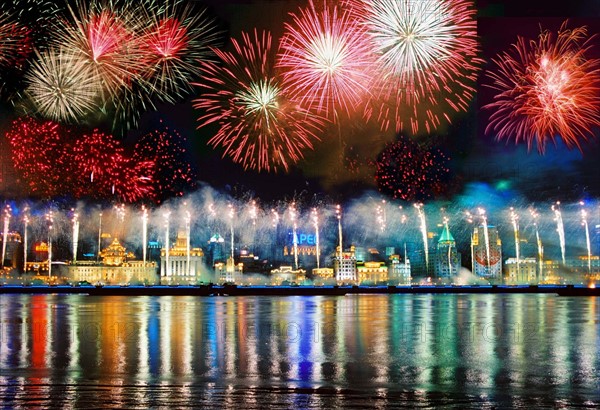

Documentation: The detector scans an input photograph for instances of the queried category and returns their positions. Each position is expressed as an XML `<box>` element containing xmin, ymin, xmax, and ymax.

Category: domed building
<box><xmin>66</xmin><ymin>238</ymin><xmax>158</xmax><ymax>285</ymax></box>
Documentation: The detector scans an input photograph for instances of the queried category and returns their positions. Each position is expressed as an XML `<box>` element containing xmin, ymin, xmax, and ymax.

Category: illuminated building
<box><xmin>312</xmin><ymin>267</ymin><xmax>334</xmax><ymax>283</ymax></box>
<box><xmin>215</xmin><ymin>257</ymin><xmax>242</xmax><ymax>283</ymax></box>
<box><xmin>270</xmin><ymin>266</ymin><xmax>306</xmax><ymax>285</ymax></box>
<box><xmin>66</xmin><ymin>238</ymin><xmax>157</xmax><ymax>284</ymax></box>
<box><xmin>471</xmin><ymin>225</ymin><xmax>503</xmax><ymax>282</ymax></box>
<box><xmin>388</xmin><ymin>254</ymin><xmax>411</xmax><ymax>285</ymax></box>
<box><xmin>334</xmin><ymin>245</ymin><xmax>357</xmax><ymax>284</ymax></box>
<box><xmin>356</xmin><ymin>247</ymin><xmax>388</xmax><ymax>284</ymax></box>
<box><xmin>160</xmin><ymin>231</ymin><xmax>206</xmax><ymax>284</ymax></box>
<box><xmin>357</xmin><ymin>261</ymin><xmax>388</xmax><ymax>284</ymax></box>
<box><xmin>434</xmin><ymin>223</ymin><xmax>461</xmax><ymax>279</ymax></box>
<box><xmin>505</xmin><ymin>257</ymin><xmax>538</xmax><ymax>284</ymax></box>
<box><xmin>562</xmin><ymin>256</ymin><xmax>600</xmax><ymax>284</ymax></box>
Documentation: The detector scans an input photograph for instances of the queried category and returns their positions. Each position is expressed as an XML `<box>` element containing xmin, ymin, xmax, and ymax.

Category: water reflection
<box><xmin>0</xmin><ymin>294</ymin><xmax>598</xmax><ymax>407</ymax></box>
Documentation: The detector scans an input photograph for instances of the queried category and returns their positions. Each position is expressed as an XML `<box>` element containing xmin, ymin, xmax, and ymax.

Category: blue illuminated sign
<box><xmin>288</xmin><ymin>231</ymin><xmax>316</xmax><ymax>246</ymax></box>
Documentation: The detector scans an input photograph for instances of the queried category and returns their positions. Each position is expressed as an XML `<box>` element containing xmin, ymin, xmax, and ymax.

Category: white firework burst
<box><xmin>24</xmin><ymin>47</ymin><xmax>102</xmax><ymax>122</ymax></box>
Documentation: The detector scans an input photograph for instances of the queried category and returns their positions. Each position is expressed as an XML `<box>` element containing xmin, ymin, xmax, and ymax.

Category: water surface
<box><xmin>0</xmin><ymin>294</ymin><xmax>598</xmax><ymax>408</ymax></box>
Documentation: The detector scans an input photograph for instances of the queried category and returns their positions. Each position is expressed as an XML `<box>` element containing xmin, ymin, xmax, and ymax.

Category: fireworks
<box><xmin>5</xmin><ymin>117</ymin><xmax>154</xmax><ymax>202</ymax></box>
<box><xmin>5</xmin><ymin>117</ymin><xmax>76</xmax><ymax>198</ymax></box>
<box><xmin>485</xmin><ymin>22</ymin><xmax>600</xmax><ymax>152</ymax></box>
<box><xmin>139</xmin><ymin>1</ymin><xmax>220</xmax><ymax>103</ymax></box>
<box><xmin>133</xmin><ymin>125</ymin><xmax>197</xmax><ymax>202</ymax></box>
<box><xmin>278</xmin><ymin>0</ymin><xmax>372</xmax><ymax>117</ymax></box>
<box><xmin>106</xmin><ymin>154</ymin><xmax>155</xmax><ymax>203</ymax></box>
<box><xmin>55</xmin><ymin>4</ymin><xmax>145</xmax><ymax>99</ymax></box>
<box><xmin>71</xmin><ymin>130</ymin><xmax>154</xmax><ymax>202</ymax></box>
<box><xmin>0</xmin><ymin>10</ymin><xmax>33</xmax><ymax>101</ymax></box>
<box><xmin>0</xmin><ymin>15</ymin><xmax>32</xmax><ymax>70</ymax></box>
<box><xmin>72</xmin><ymin>129</ymin><xmax>124</xmax><ymax>184</ymax></box>
<box><xmin>375</xmin><ymin>136</ymin><xmax>450</xmax><ymax>201</ymax></box>
<box><xmin>353</xmin><ymin>0</ymin><xmax>481</xmax><ymax>134</ymax></box>
<box><xmin>24</xmin><ymin>48</ymin><xmax>101</xmax><ymax>122</ymax></box>
<box><xmin>194</xmin><ymin>30</ymin><xmax>324</xmax><ymax>172</ymax></box>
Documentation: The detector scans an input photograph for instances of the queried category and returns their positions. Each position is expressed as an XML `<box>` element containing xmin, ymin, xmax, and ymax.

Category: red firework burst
<box><xmin>72</xmin><ymin>129</ymin><xmax>125</xmax><ymax>185</ymax></box>
<box><xmin>485</xmin><ymin>22</ymin><xmax>600</xmax><ymax>152</ymax></box>
<box><xmin>278</xmin><ymin>0</ymin><xmax>372</xmax><ymax>118</ymax></box>
<box><xmin>0</xmin><ymin>18</ymin><xmax>32</xmax><ymax>70</ymax></box>
<box><xmin>139</xmin><ymin>3</ymin><xmax>220</xmax><ymax>102</ymax></box>
<box><xmin>4</xmin><ymin>117</ymin><xmax>76</xmax><ymax>198</ymax></box>
<box><xmin>72</xmin><ymin>130</ymin><xmax>154</xmax><ymax>202</ymax></box>
<box><xmin>103</xmin><ymin>153</ymin><xmax>155</xmax><ymax>203</ymax></box>
<box><xmin>375</xmin><ymin>137</ymin><xmax>450</xmax><ymax>201</ymax></box>
<box><xmin>5</xmin><ymin>117</ymin><xmax>154</xmax><ymax>202</ymax></box>
<box><xmin>349</xmin><ymin>0</ymin><xmax>481</xmax><ymax>135</ymax></box>
<box><xmin>194</xmin><ymin>30</ymin><xmax>325</xmax><ymax>172</ymax></box>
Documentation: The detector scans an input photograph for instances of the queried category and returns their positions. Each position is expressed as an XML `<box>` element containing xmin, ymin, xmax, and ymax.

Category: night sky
<box><xmin>0</xmin><ymin>0</ymin><xmax>599</xmax><ymax>204</ymax></box>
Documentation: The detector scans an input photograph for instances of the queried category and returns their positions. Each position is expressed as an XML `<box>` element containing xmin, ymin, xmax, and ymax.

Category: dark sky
<box><xmin>1</xmin><ymin>0</ymin><xmax>600</xmax><ymax>204</ymax></box>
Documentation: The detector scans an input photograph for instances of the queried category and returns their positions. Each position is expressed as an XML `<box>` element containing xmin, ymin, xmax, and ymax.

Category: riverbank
<box><xmin>0</xmin><ymin>284</ymin><xmax>597</xmax><ymax>296</ymax></box>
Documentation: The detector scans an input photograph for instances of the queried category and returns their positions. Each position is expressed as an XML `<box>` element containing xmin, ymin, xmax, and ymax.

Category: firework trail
<box><xmin>194</xmin><ymin>30</ymin><xmax>324</xmax><ymax>172</ymax></box>
<box><xmin>71</xmin><ymin>209</ymin><xmax>79</xmax><ymax>263</ymax></box>
<box><xmin>278</xmin><ymin>0</ymin><xmax>372</xmax><ymax>118</ymax></box>
<box><xmin>1</xmin><ymin>205</ymin><xmax>10</xmax><ymax>268</ymax></box>
<box><xmin>414</xmin><ymin>203</ymin><xmax>429</xmax><ymax>273</ymax></box>
<box><xmin>352</xmin><ymin>0</ymin><xmax>481</xmax><ymax>134</ymax></box>
<box><xmin>530</xmin><ymin>209</ymin><xmax>544</xmax><ymax>280</ymax></box>
<box><xmin>163</xmin><ymin>210</ymin><xmax>171</xmax><ymax>276</ymax></box>
<box><xmin>580</xmin><ymin>203</ymin><xmax>592</xmax><ymax>274</ymax></box>
<box><xmin>485</xmin><ymin>22</ymin><xmax>600</xmax><ymax>152</ymax></box>
<box><xmin>24</xmin><ymin>48</ymin><xmax>101</xmax><ymax>122</ymax></box>
<box><xmin>551</xmin><ymin>202</ymin><xmax>566</xmax><ymax>265</ymax></box>
<box><xmin>23</xmin><ymin>210</ymin><xmax>29</xmax><ymax>273</ymax></box>
<box><xmin>312</xmin><ymin>207</ymin><xmax>320</xmax><ymax>268</ymax></box>
<box><xmin>478</xmin><ymin>207</ymin><xmax>491</xmax><ymax>271</ymax></box>
<box><xmin>509</xmin><ymin>207</ymin><xmax>520</xmax><ymax>274</ymax></box>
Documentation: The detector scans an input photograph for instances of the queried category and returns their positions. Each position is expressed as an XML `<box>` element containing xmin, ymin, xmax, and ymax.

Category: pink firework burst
<box><xmin>485</xmin><ymin>22</ymin><xmax>600</xmax><ymax>152</ymax></box>
<box><xmin>350</xmin><ymin>0</ymin><xmax>482</xmax><ymax>135</ymax></box>
<box><xmin>194</xmin><ymin>30</ymin><xmax>325</xmax><ymax>173</ymax></box>
<box><xmin>278</xmin><ymin>0</ymin><xmax>372</xmax><ymax>118</ymax></box>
